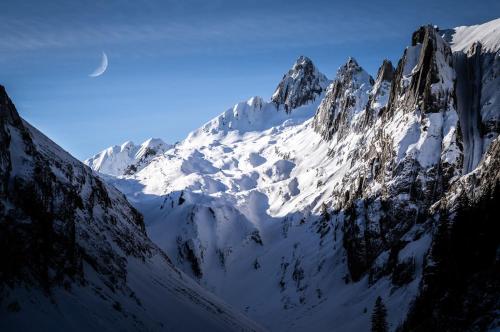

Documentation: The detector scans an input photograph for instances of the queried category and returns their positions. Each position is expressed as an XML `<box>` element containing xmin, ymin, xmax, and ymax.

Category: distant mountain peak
<box><xmin>338</xmin><ymin>56</ymin><xmax>370</xmax><ymax>78</ymax></box>
<box><xmin>293</xmin><ymin>55</ymin><xmax>313</xmax><ymax>68</ymax></box>
<box><xmin>85</xmin><ymin>138</ymin><xmax>171</xmax><ymax>176</ymax></box>
<box><xmin>375</xmin><ymin>59</ymin><xmax>395</xmax><ymax>83</ymax></box>
<box><xmin>346</xmin><ymin>56</ymin><xmax>359</xmax><ymax>66</ymax></box>
<box><xmin>271</xmin><ymin>55</ymin><xmax>329</xmax><ymax>112</ymax></box>
<box><xmin>313</xmin><ymin>57</ymin><xmax>374</xmax><ymax>140</ymax></box>
<box><xmin>363</xmin><ymin>59</ymin><xmax>395</xmax><ymax>118</ymax></box>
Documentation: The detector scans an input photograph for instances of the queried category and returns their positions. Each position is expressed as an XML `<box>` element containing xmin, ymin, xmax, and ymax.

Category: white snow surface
<box><xmin>106</xmin><ymin>81</ymin><xmax>425</xmax><ymax>331</ymax></box>
<box><xmin>85</xmin><ymin>138</ymin><xmax>171</xmax><ymax>176</ymax></box>
<box><xmin>446</xmin><ymin>18</ymin><xmax>500</xmax><ymax>52</ymax></box>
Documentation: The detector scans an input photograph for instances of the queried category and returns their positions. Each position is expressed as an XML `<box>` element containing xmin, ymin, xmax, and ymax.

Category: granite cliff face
<box><xmin>308</xmin><ymin>26</ymin><xmax>462</xmax><ymax>285</ymax></box>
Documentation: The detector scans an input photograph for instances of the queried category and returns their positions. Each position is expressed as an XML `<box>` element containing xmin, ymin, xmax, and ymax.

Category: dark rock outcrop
<box><xmin>361</xmin><ymin>59</ymin><xmax>395</xmax><ymax>128</ymax></box>
<box><xmin>386</xmin><ymin>25</ymin><xmax>455</xmax><ymax>117</ymax></box>
<box><xmin>0</xmin><ymin>85</ymin><xmax>149</xmax><ymax>294</ymax></box>
<box><xmin>375</xmin><ymin>59</ymin><xmax>395</xmax><ymax>83</ymax></box>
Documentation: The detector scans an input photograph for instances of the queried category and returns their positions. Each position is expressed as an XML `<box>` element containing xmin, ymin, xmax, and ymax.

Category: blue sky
<box><xmin>1</xmin><ymin>0</ymin><xmax>499</xmax><ymax>159</ymax></box>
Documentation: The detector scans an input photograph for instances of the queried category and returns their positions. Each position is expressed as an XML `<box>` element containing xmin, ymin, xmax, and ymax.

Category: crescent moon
<box><xmin>89</xmin><ymin>52</ymin><xmax>108</xmax><ymax>77</ymax></box>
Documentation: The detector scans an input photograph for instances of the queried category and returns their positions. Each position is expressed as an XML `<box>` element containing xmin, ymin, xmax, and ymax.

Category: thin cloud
<box><xmin>0</xmin><ymin>12</ymin><xmax>402</xmax><ymax>55</ymax></box>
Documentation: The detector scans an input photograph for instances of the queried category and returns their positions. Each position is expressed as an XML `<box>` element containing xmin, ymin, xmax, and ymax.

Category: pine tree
<box><xmin>317</xmin><ymin>202</ymin><xmax>331</xmax><ymax>238</ymax></box>
<box><xmin>320</xmin><ymin>202</ymin><xmax>330</xmax><ymax>220</ymax></box>
<box><xmin>371</xmin><ymin>296</ymin><xmax>388</xmax><ymax>332</ymax></box>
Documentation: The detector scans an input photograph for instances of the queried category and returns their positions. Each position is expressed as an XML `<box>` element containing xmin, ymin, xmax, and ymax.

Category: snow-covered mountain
<box><xmin>0</xmin><ymin>86</ymin><xmax>262</xmax><ymax>331</ymax></box>
<box><xmin>26</xmin><ymin>18</ymin><xmax>500</xmax><ymax>331</ymax></box>
<box><xmin>84</xmin><ymin>138</ymin><xmax>171</xmax><ymax>176</ymax></box>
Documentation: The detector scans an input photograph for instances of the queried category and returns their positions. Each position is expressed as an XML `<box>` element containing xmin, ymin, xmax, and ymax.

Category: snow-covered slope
<box><xmin>0</xmin><ymin>86</ymin><xmax>262</xmax><ymax>332</ymax></box>
<box><xmin>84</xmin><ymin>138</ymin><xmax>171</xmax><ymax>176</ymax></box>
<box><xmin>443</xmin><ymin>17</ymin><xmax>500</xmax><ymax>53</ymax></box>
<box><xmin>90</xmin><ymin>19</ymin><xmax>499</xmax><ymax>332</ymax></box>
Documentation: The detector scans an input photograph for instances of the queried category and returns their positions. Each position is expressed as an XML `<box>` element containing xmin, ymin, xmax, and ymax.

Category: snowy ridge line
<box><xmin>443</xmin><ymin>17</ymin><xmax>500</xmax><ymax>53</ymax></box>
<box><xmin>85</xmin><ymin>137</ymin><xmax>171</xmax><ymax>176</ymax></box>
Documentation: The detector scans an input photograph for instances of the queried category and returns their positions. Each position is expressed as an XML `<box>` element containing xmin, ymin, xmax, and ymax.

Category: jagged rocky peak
<box><xmin>312</xmin><ymin>57</ymin><xmax>374</xmax><ymax>140</ymax></box>
<box><xmin>271</xmin><ymin>55</ymin><xmax>329</xmax><ymax>112</ymax></box>
<box><xmin>368</xmin><ymin>59</ymin><xmax>395</xmax><ymax>114</ymax></box>
<box><xmin>342</xmin><ymin>56</ymin><xmax>368</xmax><ymax>76</ymax></box>
<box><xmin>374</xmin><ymin>59</ymin><xmax>394</xmax><ymax>85</ymax></box>
<box><xmin>315</xmin><ymin>34</ymin><xmax>462</xmax><ymax>285</ymax></box>
<box><xmin>380</xmin><ymin>25</ymin><xmax>462</xmax><ymax>193</ymax></box>
<box><xmin>387</xmin><ymin>25</ymin><xmax>455</xmax><ymax>116</ymax></box>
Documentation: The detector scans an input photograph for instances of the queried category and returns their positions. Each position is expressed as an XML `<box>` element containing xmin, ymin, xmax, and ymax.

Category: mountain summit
<box><xmin>271</xmin><ymin>55</ymin><xmax>329</xmax><ymax>112</ymax></box>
